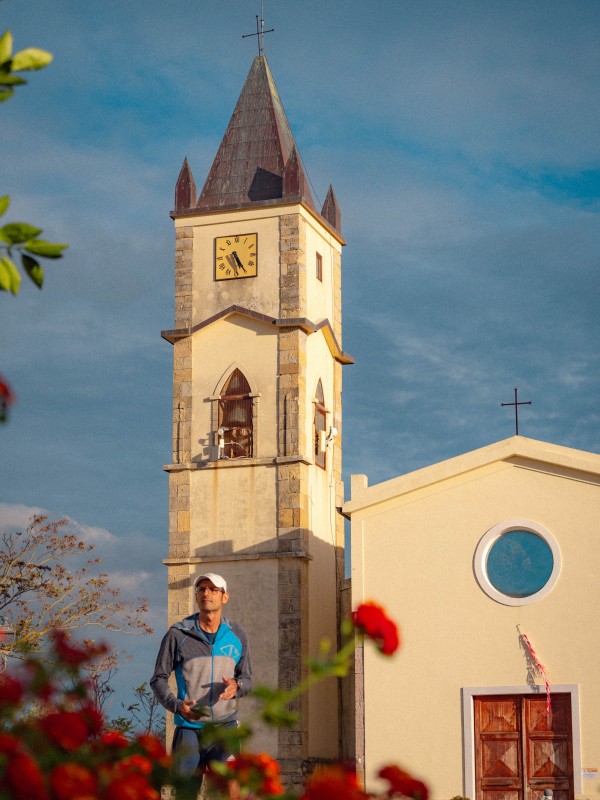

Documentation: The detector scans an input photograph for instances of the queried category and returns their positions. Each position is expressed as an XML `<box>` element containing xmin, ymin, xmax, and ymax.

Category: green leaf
<box><xmin>340</xmin><ymin>617</ymin><xmax>354</xmax><ymax>637</ymax></box>
<box><xmin>0</xmin><ymin>256</ymin><xmax>21</xmax><ymax>295</ymax></box>
<box><xmin>0</xmin><ymin>71</ymin><xmax>27</xmax><ymax>86</ymax></box>
<box><xmin>23</xmin><ymin>239</ymin><xmax>67</xmax><ymax>259</ymax></box>
<box><xmin>0</xmin><ymin>197</ymin><xmax>9</xmax><ymax>217</ymax></box>
<box><xmin>0</xmin><ymin>257</ymin><xmax>11</xmax><ymax>291</ymax></box>
<box><xmin>0</xmin><ymin>32</ymin><xmax>13</xmax><ymax>65</ymax></box>
<box><xmin>21</xmin><ymin>254</ymin><xmax>43</xmax><ymax>288</ymax></box>
<box><xmin>261</xmin><ymin>704</ymin><xmax>298</xmax><ymax>728</ymax></box>
<box><xmin>252</xmin><ymin>686</ymin><xmax>281</xmax><ymax>702</ymax></box>
<box><xmin>10</xmin><ymin>48</ymin><xmax>53</xmax><ymax>72</ymax></box>
<box><xmin>0</xmin><ymin>88</ymin><xmax>15</xmax><ymax>103</ymax></box>
<box><xmin>0</xmin><ymin>222</ymin><xmax>43</xmax><ymax>245</ymax></box>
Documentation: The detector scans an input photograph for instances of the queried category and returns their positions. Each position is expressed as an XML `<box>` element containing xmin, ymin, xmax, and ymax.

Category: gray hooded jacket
<box><xmin>150</xmin><ymin>614</ymin><xmax>252</xmax><ymax>729</ymax></box>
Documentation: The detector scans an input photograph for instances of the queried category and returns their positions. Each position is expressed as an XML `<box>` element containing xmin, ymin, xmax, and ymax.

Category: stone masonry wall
<box><xmin>277</xmin><ymin>213</ymin><xmax>310</xmax><ymax>782</ymax></box>
<box><xmin>279</xmin><ymin>214</ymin><xmax>306</xmax><ymax>319</ymax></box>
<box><xmin>168</xmin><ymin>225</ymin><xmax>194</xmax><ymax>626</ymax></box>
<box><xmin>174</xmin><ymin>225</ymin><xmax>193</xmax><ymax>329</ymax></box>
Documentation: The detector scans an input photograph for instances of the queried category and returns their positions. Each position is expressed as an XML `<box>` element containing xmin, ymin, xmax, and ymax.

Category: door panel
<box><xmin>475</xmin><ymin>695</ymin><xmax>573</xmax><ymax>800</ymax></box>
<box><xmin>477</xmin><ymin>696</ymin><xmax>523</xmax><ymax>800</ymax></box>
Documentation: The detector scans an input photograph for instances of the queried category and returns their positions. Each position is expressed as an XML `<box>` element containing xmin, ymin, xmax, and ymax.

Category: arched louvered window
<box><xmin>219</xmin><ymin>369</ymin><xmax>253</xmax><ymax>458</ymax></box>
<box><xmin>314</xmin><ymin>379</ymin><xmax>327</xmax><ymax>470</ymax></box>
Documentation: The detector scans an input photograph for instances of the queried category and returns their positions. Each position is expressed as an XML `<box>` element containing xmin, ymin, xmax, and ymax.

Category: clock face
<box><xmin>214</xmin><ymin>233</ymin><xmax>258</xmax><ymax>281</ymax></box>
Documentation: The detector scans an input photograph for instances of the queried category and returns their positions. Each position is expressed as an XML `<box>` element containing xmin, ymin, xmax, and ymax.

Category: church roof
<box><xmin>344</xmin><ymin>436</ymin><xmax>600</xmax><ymax>515</ymax></box>
<box><xmin>195</xmin><ymin>55</ymin><xmax>315</xmax><ymax>212</ymax></box>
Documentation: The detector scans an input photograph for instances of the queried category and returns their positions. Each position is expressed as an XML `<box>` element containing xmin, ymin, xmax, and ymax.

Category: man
<box><xmin>150</xmin><ymin>572</ymin><xmax>252</xmax><ymax>787</ymax></box>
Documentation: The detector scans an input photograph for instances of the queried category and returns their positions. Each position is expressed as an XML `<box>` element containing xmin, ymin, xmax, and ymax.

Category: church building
<box><xmin>161</xmin><ymin>52</ymin><xmax>351</xmax><ymax>782</ymax></box>
<box><xmin>345</xmin><ymin>435</ymin><xmax>600</xmax><ymax>800</ymax></box>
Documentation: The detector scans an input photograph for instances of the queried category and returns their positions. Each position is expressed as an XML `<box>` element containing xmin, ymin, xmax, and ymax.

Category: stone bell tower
<box><xmin>161</xmin><ymin>53</ymin><xmax>352</xmax><ymax>783</ymax></box>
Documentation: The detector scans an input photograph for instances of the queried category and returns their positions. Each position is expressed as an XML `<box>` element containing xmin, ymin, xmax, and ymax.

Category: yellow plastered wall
<box><xmin>189</xmin><ymin>211</ymin><xmax>282</xmax><ymax>322</ymax></box>
<box><xmin>188</xmin><ymin>316</ymin><xmax>278</xmax><ymax>464</ymax></box>
<box><xmin>304</xmin><ymin>216</ymin><xmax>342</xmax><ymax>326</ymax></box>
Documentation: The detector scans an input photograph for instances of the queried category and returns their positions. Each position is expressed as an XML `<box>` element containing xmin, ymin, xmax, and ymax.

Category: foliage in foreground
<box><xmin>1</xmin><ymin>29</ymin><xmax>69</xmax><ymax>424</ymax></box>
<box><xmin>0</xmin><ymin>630</ymin><xmax>171</xmax><ymax>800</ymax></box>
<box><xmin>0</xmin><ymin>30</ymin><xmax>53</xmax><ymax>103</ymax></box>
<box><xmin>0</xmin><ymin>30</ymin><xmax>67</xmax><ymax>298</ymax></box>
<box><xmin>0</xmin><ymin>602</ymin><xmax>429</xmax><ymax>800</ymax></box>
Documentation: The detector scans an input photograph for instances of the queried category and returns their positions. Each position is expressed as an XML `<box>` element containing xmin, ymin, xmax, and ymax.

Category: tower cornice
<box><xmin>161</xmin><ymin>304</ymin><xmax>354</xmax><ymax>365</ymax></box>
<box><xmin>170</xmin><ymin>198</ymin><xmax>346</xmax><ymax>246</ymax></box>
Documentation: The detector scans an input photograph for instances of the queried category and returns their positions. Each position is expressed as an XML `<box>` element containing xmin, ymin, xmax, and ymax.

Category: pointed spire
<box><xmin>175</xmin><ymin>158</ymin><xmax>197</xmax><ymax>212</ymax></box>
<box><xmin>321</xmin><ymin>185</ymin><xmax>341</xmax><ymax>234</ymax></box>
<box><xmin>197</xmin><ymin>55</ymin><xmax>315</xmax><ymax>211</ymax></box>
<box><xmin>283</xmin><ymin>147</ymin><xmax>311</xmax><ymax>203</ymax></box>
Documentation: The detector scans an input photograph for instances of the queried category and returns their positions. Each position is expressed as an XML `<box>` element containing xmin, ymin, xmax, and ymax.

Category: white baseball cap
<box><xmin>194</xmin><ymin>572</ymin><xmax>227</xmax><ymax>592</ymax></box>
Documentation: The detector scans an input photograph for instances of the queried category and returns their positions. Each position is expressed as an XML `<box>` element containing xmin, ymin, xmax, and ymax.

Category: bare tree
<box><xmin>0</xmin><ymin>515</ymin><xmax>152</xmax><ymax>659</ymax></box>
<box><xmin>86</xmin><ymin>648</ymin><xmax>133</xmax><ymax>715</ymax></box>
<box><xmin>109</xmin><ymin>683</ymin><xmax>166</xmax><ymax>742</ymax></box>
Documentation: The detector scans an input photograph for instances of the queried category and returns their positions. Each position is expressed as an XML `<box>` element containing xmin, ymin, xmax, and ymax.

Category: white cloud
<box><xmin>107</xmin><ymin>571</ymin><xmax>152</xmax><ymax>593</ymax></box>
<box><xmin>0</xmin><ymin>503</ymin><xmax>47</xmax><ymax>532</ymax></box>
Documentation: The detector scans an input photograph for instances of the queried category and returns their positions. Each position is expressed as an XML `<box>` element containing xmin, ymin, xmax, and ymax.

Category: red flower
<box><xmin>104</xmin><ymin>772</ymin><xmax>159</xmax><ymax>800</ymax></box>
<box><xmin>379</xmin><ymin>765</ymin><xmax>429</xmax><ymax>800</ymax></box>
<box><xmin>97</xmin><ymin>730</ymin><xmax>129</xmax><ymax>749</ymax></box>
<box><xmin>50</xmin><ymin>630</ymin><xmax>108</xmax><ymax>668</ymax></box>
<box><xmin>301</xmin><ymin>764</ymin><xmax>368</xmax><ymax>800</ymax></box>
<box><xmin>0</xmin><ymin>673</ymin><xmax>24</xmax><ymax>706</ymax></box>
<box><xmin>79</xmin><ymin>700</ymin><xmax>105</xmax><ymax>736</ymax></box>
<box><xmin>23</xmin><ymin>660</ymin><xmax>56</xmax><ymax>701</ymax></box>
<box><xmin>0</xmin><ymin>376</ymin><xmax>15</xmax><ymax>402</ymax></box>
<box><xmin>5</xmin><ymin>752</ymin><xmax>48</xmax><ymax>800</ymax></box>
<box><xmin>136</xmin><ymin>733</ymin><xmax>170</xmax><ymax>767</ymax></box>
<box><xmin>40</xmin><ymin>711</ymin><xmax>90</xmax><ymax>750</ymax></box>
<box><xmin>50</xmin><ymin>762</ymin><xmax>97</xmax><ymax>800</ymax></box>
<box><xmin>352</xmin><ymin>602</ymin><xmax>400</xmax><ymax>656</ymax></box>
<box><xmin>116</xmin><ymin>754</ymin><xmax>153</xmax><ymax>776</ymax></box>
<box><xmin>0</xmin><ymin>375</ymin><xmax>16</xmax><ymax>422</ymax></box>
<box><xmin>210</xmin><ymin>752</ymin><xmax>284</xmax><ymax>797</ymax></box>
<box><xmin>0</xmin><ymin>732</ymin><xmax>21</xmax><ymax>754</ymax></box>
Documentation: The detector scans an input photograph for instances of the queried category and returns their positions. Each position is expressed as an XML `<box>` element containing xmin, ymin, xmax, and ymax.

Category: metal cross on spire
<box><xmin>242</xmin><ymin>2</ymin><xmax>274</xmax><ymax>55</ymax></box>
<box><xmin>501</xmin><ymin>386</ymin><xmax>532</xmax><ymax>436</ymax></box>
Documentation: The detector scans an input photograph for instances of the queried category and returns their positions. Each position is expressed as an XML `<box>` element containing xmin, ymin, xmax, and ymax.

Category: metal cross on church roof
<box><xmin>501</xmin><ymin>386</ymin><xmax>532</xmax><ymax>435</ymax></box>
<box><xmin>242</xmin><ymin>4</ymin><xmax>274</xmax><ymax>56</ymax></box>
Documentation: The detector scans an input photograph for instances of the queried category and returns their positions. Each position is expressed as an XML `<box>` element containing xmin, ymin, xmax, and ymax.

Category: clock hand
<box><xmin>225</xmin><ymin>253</ymin><xmax>239</xmax><ymax>276</ymax></box>
<box><xmin>231</xmin><ymin>250</ymin><xmax>247</xmax><ymax>273</ymax></box>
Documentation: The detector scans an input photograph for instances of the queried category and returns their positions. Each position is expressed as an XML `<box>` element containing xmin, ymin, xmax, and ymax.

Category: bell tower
<box><xmin>162</xmin><ymin>54</ymin><xmax>352</xmax><ymax>783</ymax></box>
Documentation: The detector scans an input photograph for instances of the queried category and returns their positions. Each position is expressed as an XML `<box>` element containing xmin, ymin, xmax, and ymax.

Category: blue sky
<box><xmin>1</xmin><ymin>0</ymin><xmax>599</xmax><ymax>713</ymax></box>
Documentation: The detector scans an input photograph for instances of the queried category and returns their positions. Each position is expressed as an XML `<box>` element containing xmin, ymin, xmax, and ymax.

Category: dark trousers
<box><xmin>171</xmin><ymin>722</ymin><xmax>239</xmax><ymax>787</ymax></box>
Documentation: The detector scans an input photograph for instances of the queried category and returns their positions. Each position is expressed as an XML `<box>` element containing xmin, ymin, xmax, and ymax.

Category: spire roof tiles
<box><xmin>196</xmin><ymin>55</ymin><xmax>315</xmax><ymax>211</ymax></box>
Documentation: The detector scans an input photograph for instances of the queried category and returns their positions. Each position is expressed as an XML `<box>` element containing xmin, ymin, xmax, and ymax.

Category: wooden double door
<box><xmin>475</xmin><ymin>694</ymin><xmax>573</xmax><ymax>800</ymax></box>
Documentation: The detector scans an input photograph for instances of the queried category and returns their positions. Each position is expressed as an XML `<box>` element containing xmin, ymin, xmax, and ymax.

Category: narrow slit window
<box><xmin>316</xmin><ymin>252</ymin><xmax>323</xmax><ymax>282</ymax></box>
<box><xmin>314</xmin><ymin>379</ymin><xmax>327</xmax><ymax>469</ymax></box>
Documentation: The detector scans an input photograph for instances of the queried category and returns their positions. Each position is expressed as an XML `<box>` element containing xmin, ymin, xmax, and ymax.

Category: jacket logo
<box><xmin>219</xmin><ymin>644</ymin><xmax>240</xmax><ymax>658</ymax></box>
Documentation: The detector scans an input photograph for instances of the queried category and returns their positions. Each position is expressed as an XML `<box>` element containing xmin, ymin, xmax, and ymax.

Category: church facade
<box><xmin>345</xmin><ymin>436</ymin><xmax>600</xmax><ymax>800</ymax></box>
<box><xmin>161</xmin><ymin>55</ymin><xmax>351</xmax><ymax>782</ymax></box>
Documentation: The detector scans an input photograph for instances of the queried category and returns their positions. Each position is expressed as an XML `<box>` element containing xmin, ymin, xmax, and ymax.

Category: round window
<box><xmin>474</xmin><ymin>520</ymin><xmax>561</xmax><ymax>606</ymax></box>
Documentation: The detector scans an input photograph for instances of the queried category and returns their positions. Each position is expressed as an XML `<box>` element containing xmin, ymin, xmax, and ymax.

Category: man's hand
<box><xmin>179</xmin><ymin>698</ymin><xmax>202</xmax><ymax>721</ymax></box>
<box><xmin>220</xmin><ymin>676</ymin><xmax>238</xmax><ymax>701</ymax></box>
